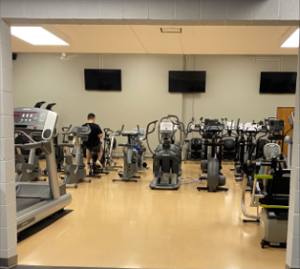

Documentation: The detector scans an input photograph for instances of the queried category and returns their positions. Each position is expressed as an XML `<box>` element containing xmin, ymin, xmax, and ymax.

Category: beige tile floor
<box><xmin>17</xmin><ymin>159</ymin><xmax>286</xmax><ymax>269</ymax></box>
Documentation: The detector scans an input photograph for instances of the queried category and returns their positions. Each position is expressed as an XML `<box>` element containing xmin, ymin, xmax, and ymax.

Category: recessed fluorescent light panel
<box><xmin>160</xmin><ymin>27</ymin><xmax>182</xmax><ymax>34</ymax></box>
<box><xmin>281</xmin><ymin>28</ymin><xmax>299</xmax><ymax>48</ymax></box>
<box><xmin>11</xmin><ymin>26</ymin><xmax>69</xmax><ymax>46</ymax></box>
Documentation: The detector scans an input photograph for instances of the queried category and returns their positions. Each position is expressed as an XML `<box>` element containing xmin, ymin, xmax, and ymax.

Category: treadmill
<box><xmin>14</xmin><ymin>107</ymin><xmax>72</xmax><ymax>233</ymax></box>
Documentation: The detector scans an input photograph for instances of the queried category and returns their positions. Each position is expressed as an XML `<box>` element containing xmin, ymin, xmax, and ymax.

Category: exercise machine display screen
<box><xmin>264</xmin><ymin>143</ymin><xmax>280</xmax><ymax>159</ymax></box>
<box><xmin>14</xmin><ymin>111</ymin><xmax>39</xmax><ymax>124</ymax></box>
<box><xmin>14</xmin><ymin>108</ymin><xmax>50</xmax><ymax>132</ymax></box>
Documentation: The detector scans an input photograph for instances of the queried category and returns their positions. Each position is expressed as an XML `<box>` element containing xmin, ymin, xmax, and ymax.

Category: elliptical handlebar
<box><xmin>168</xmin><ymin>114</ymin><xmax>180</xmax><ymax>125</ymax></box>
<box><xmin>145</xmin><ymin>120</ymin><xmax>158</xmax><ymax>155</ymax></box>
<box><xmin>145</xmin><ymin>120</ymin><xmax>158</xmax><ymax>138</ymax></box>
<box><xmin>167</xmin><ymin>115</ymin><xmax>185</xmax><ymax>149</ymax></box>
<box><xmin>287</xmin><ymin>115</ymin><xmax>293</xmax><ymax>129</ymax></box>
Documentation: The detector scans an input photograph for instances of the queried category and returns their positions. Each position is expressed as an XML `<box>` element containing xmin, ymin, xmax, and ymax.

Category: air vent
<box><xmin>160</xmin><ymin>27</ymin><xmax>182</xmax><ymax>34</ymax></box>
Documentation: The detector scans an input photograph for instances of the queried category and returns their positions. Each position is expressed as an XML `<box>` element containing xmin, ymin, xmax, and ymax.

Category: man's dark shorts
<box><xmin>86</xmin><ymin>144</ymin><xmax>102</xmax><ymax>153</ymax></box>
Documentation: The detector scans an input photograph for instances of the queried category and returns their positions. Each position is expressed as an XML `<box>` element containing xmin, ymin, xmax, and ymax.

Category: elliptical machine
<box><xmin>222</xmin><ymin>119</ymin><xmax>236</xmax><ymax>161</ymax></box>
<box><xmin>198</xmin><ymin>118</ymin><xmax>227</xmax><ymax>192</ymax></box>
<box><xmin>146</xmin><ymin>115</ymin><xmax>185</xmax><ymax>190</ymax></box>
<box><xmin>183</xmin><ymin>119</ymin><xmax>203</xmax><ymax>162</ymax></box>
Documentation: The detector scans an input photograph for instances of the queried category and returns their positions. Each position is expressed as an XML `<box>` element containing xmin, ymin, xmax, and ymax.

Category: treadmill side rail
<box><xmin>17</xmin><ymin>194</ymin><xmax>72</xmax><ymax>233</ymax></box>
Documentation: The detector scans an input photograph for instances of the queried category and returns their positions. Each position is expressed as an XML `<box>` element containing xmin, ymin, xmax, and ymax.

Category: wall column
<box><xmin>0</xmin><ymin>19</ymin><xmax>17</xmax><ymax>269</ymax></box>
<box><xmin>286</xmin><ymin>32</ymin><xmax>300</xmax><ymax>269</ymax></box>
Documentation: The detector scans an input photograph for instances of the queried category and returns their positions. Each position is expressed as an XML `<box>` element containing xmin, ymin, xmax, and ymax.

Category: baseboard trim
<box><xmin>0</xmin><ymin>255</ymin><xmax>18</xmax><ymax>268</ymax></box>
<box><xmin>286</xmin><ymin>264</ymin><xmax>300</xmax><ymax>269</ymax></box>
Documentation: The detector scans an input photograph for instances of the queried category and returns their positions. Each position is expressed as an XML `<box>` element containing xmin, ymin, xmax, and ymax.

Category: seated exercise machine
<box><xmin>14</xmin><ymin>107</ymin><xmax>72</xmax><ymax>233</ymax></box>
<box><xmin>198</xmin><ymin>118</ymin><xmax>227</xmax><ymax>192</ymax></box>
<box><xmin>241</xmin><ymin>119</ymin><xmax>285</xmax><ymax>223</ymax></box>
<box><xmin>113</xmin><ymin>125</ymin><xmax>148</xmax><ymax>183</ymax></box>
<box><xmin>100</xmin><ymin>126</ymin><xmax>124</xmax><ymax>171</ymax></box>
<box><xmin>250</xmin><ymin>143</ymin><xmax>290</xmax><ymax>248</ymax></box>
<box><xmin>60</xmin><ymin>125</ymin><xmax>92</xmax><ymax>188</ymax></box>
<box><xmin>86</xmin><ymin>144</ymin><xmax>109</xmax><ymax>178</ymax></box>
<box><xmin>84</xmin><ymin>126</ymin><xmax>124</xmax><ymax>178</ymax></box>
<box><xmin>146</xmin><ymin>115</ymin><xmax>184</xmax><ymax>190</ymax></box>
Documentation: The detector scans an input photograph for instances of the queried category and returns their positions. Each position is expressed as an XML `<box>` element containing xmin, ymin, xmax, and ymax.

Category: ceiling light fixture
<box><xmin>281</xmin><ymin>28</ymin><xmax>299</xmax><ymax>48</ymax></box>
<box><xmin>160</xmin><ymin>27</ymin><xmax>182</xmax><ymax>34</ymax></box>
<box><xmin>11</xmin><ymin>26</ymin><xmax>69</xmax><ymax>46</ymax></box>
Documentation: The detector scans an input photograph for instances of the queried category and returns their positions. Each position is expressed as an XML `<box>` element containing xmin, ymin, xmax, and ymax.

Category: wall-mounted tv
<box><xmin>84</xmin><ymin>69</ymin><xmax>121</xmax><ymax>91</ymax></box>
<box><xmin>169</xmin><ymin>71</ymin><xmax>206</xmax><ymax>93</ymax></box>
<box><xmin>259</xmin><ymin>72</ymin><xmax>297</xmax><ymax>94</ymax></box>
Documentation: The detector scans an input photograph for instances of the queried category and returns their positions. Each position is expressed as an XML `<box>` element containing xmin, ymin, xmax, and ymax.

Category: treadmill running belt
<box><xmin>16</xmin><ymin>197</ymin><xmax>42</xmax><ymax>212</ymax></box>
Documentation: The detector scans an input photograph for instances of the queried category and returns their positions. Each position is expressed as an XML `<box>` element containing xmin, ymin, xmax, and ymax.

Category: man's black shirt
<box><xmin>82</xmin><ymin>123</ymin><xmax>103</xmax><ymax>147</ymax></box>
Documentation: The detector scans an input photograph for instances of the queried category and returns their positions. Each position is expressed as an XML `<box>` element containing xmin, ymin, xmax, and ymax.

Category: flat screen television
<box><xmin>84</xmin><ymin>69</ymin><xmax>121</xmax><ymax>91</ymax></box>
<box><xmin>259</xmin><ymin>72</ymin><xmax>297</xmax><ymax>94</ymax></box>
<box><xmin>169</xmin><ymin>71</ymin><xmax>206</xmax><ymax>93</ymax></box>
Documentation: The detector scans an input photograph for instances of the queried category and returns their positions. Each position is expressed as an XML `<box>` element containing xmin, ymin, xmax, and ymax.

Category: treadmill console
<box><xmin>14</xmin><ymin>107</ymin><xmax>58</xmax><ymax>140</ymax></box>
<box><xmin>264</xmin><ymin>143</ymin><xmax>280</xmax><ymax>160</ymax></box>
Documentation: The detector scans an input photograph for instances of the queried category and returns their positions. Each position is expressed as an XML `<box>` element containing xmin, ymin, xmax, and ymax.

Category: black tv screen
<box><xmin>259</xmin><ymin>72</ymin><xmax>297</xmax><ymax>94</ymax></box>
<box><xmin>84</xmin><ymin>69</ymin><xmax>121</xmax><ymax>91</ymax></box>
<box><xmin>169</xmin><ymin>71</ymin><xmax>206</xmax><ymax>93</ymax></box>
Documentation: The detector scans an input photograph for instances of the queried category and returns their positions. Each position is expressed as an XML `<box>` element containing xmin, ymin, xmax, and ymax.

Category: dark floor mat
<box><xmin>11</xmin><ymin>265</ymin><xmax>123</xmax><ymax>269</ymax></box>
<box><xmin>17</xmin><ymin>209</ymin><xmax>73</xmax><ymax>242</ymax></box>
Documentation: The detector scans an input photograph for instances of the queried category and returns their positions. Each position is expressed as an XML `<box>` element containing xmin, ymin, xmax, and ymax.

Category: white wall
<box><xmin>13</xmin><ymin>53</ymin><xmax>183</xmax><ymax>155</ymax></box>
<box><xmin>13</xmin><ymin>54</ymin><xmax>297</xmax><ymax>155</ymax></box>
<box><xmin>182</xmin><ymin>55</ymin><xmax>298</xmax><ymax>125</ymax></box>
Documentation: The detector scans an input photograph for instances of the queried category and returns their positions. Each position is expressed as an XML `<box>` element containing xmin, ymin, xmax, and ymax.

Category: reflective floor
<box><xmin>17</xmin><ymin>160</ymin><xmax>286</xmax><ymax>269</ymax></box>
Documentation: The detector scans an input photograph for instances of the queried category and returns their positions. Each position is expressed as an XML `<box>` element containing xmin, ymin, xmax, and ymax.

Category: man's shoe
<box><xmin>96</xmin><ymin>160</ymin><xmax>103</xmax><ymax>168</ymax></box>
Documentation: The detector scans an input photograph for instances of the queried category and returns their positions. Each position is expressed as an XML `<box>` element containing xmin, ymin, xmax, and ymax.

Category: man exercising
<box><xmin>82</xmin><ymin>113</ymin><xmax>103</xmax><ymax>168</ymax></box>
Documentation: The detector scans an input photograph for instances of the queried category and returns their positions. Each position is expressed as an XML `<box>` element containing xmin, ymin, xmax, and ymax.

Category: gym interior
<box><xmin>0</xmin><ymin>1</ymin><xmax>300</xmax><ymax>269</ymax></box>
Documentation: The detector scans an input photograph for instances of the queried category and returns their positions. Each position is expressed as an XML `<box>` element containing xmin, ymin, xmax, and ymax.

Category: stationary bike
<box><xmin>87</xmin><ymin>145</ymin><xmax>109</xmax><ymax>178</ymax></box>
<box><xmin>113</xmin><ymin>125</ymin><xmax>147</xmax><ymax>183</ymax></box>
<box><xmin>100</xmin><ymin>125</ymin><xmax>124</xmax><ymax>171</ymax></box>
<box><xmin>198</xmin><ymin>118</ymin><xmax>227</xmax><ymax>192</ymax></box>
<box><xmin>60</xmin><ymin>125</ymin><xmax>92</xmax><ymax>188</ymax></box>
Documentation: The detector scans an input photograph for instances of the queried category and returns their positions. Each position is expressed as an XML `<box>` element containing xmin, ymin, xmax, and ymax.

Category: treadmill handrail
<box><xmin>15</xmin><ymin>130</ymin><xmax>36</xmax><ymax>143</ymax></box>
<box><xmin>15</xmin><ymin>141</ymin><xmax>49</xmax><ymax>150</ymax></box>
